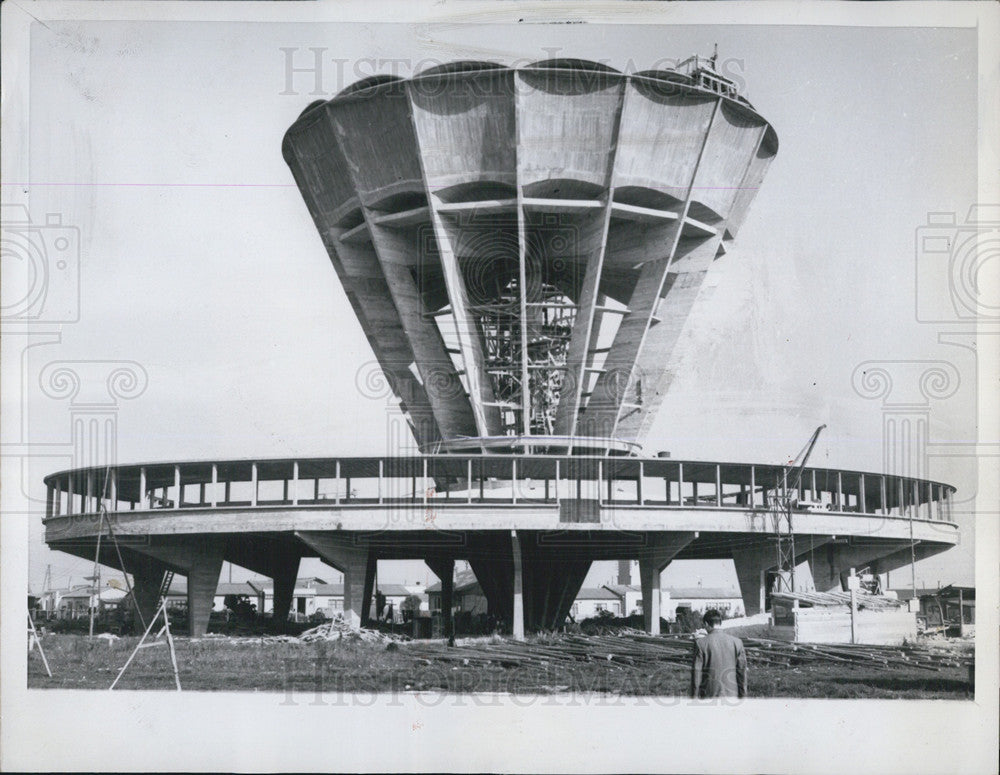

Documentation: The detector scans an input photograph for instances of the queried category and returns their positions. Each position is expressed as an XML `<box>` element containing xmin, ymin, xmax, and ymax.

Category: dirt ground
<box><xmin>27</xmin><ymin>633</ymin><xmax>973</xmax><ymax>699</ymax></box>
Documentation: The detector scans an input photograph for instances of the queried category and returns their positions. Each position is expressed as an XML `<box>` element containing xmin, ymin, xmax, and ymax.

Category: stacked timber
<box><xmin>771</xmin><ymin>591</ymin><xmax>904</xmax><ymax>610</ymax></box>
<box><xmin>403</xmin><ymin>631</ymin><xmax>972</xmax><ymax>672</ymax></box>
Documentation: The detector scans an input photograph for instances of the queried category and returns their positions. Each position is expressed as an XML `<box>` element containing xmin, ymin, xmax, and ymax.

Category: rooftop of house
<box><xmin>426</xmin><ymin>569</ymin><xmax>481</xmax><ymax>594</ymax></box>
<box><xmin>377</xmin><ymin>584</ymin><xmax>415</xmax><ymax>598</ymax></box>
<box><xmin>665</xmin><ymin>587</ymin><xmax>742</xmax><ymax>600</ymax></box>
<box><xmin>575</xmin><ymin>587</ymin><xmax>622</xmax><ymax>601</ymax></box>
<box><xmin>603</xmin><ymin>584</ymin><xmax>641</xmax><ymax>596</ymax></box>
<box><xmin>214</xmin><ymin>582</ymin><xmax>265</xmax><ymax>597</ymax></box>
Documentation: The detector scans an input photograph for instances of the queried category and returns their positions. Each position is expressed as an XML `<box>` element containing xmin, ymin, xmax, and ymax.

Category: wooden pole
<box><xmin>27</xmin><ymin>611</ymin><xmax>52</xmax><ymax>677</ymax></box>
<box><xmin>161</xmin><ymin>605</ymin><xmax>182</xmax><ymax>691</ymax></box>
<box><xmin>103</xmin><ymin>510</ymin><xmax>147</xmax><ymax>633</ymax></box>
<box><xmin>849</xmin><ymin>587</ymin><xmax>858</xmax><ymax>645</ymax></box>
<box><xmin>111</xmin><ymin>597</ymin><xmax>167</xmax><ymax>690</ymax></box>
<box><xmin>88</xmin><ymin>509</ymin><xmax>105</xmax><ymax>639</ymax></box>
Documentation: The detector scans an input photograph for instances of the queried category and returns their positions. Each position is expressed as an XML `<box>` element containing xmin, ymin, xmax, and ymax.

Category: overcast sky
<box><xmin>10</xmin><ymin>20</ymin><xmax>980</xmax><ymax>592</ymax></box>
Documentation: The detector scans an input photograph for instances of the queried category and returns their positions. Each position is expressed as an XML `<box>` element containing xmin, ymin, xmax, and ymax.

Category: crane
<box><xmin>769</xmin><ymin>424</ymin><xmax>826</xmax><ymax>594</ymax></box>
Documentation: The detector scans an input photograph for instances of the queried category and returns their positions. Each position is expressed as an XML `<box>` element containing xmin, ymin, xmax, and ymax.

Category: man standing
<box><xmin>690</xmin><ymin>609</ymin><xmax>748</xmax><ymax>699</ymax></box>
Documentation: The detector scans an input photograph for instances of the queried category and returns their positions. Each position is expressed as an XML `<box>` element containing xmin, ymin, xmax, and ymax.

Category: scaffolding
<box><xmin>473</xmin><ymin>279</ymin><xmax>576</xmax><ymax>436</ymax></box>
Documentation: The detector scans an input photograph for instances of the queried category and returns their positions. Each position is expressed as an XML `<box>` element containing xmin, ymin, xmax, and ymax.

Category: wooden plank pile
<box><xmin>771</xmin><ymin>590</ymin><xmax>903</xmax><ymax>610</ymax></box>
<box><xmin>402</xmin><ymin>630</ymin><xmax>972</xmax><ymax>672</ymax></box>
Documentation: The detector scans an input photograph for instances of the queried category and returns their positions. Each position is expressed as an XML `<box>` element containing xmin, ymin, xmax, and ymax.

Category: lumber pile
<box><xmin>402</xmin><ymin>631</ymin><xmax>972</xmax><ymax>672</ymax></box>
<box><xmin>771</xmin><ymin>590</ymin><xmax>903</xmax><ymax>610</ymax></box>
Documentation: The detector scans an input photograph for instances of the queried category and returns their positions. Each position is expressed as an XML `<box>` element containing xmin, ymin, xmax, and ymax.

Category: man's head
<box><xmin>702</xmin><ymin>609</ymin><xmax>723</xmax><ymax>630</ymax></box>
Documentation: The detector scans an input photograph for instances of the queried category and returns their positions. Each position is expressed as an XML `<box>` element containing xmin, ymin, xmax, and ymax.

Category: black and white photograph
<box><xmin>1</xmin><ymin>1</ymin><xmax>997</xmax><ymax>772</ymax></box>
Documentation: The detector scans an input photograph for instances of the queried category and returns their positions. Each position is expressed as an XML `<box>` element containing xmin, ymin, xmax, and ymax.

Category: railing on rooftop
<box><xmin>42</xmin><ymin>456</ymin><xmax>957</xmax><ymax>524</ymax></box>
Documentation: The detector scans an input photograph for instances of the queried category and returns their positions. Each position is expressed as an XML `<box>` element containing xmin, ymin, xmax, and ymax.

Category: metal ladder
<box><xmin>157</xmin><ymin>570</ymin><xmax>175</xmax><ymax>605</ymax></box>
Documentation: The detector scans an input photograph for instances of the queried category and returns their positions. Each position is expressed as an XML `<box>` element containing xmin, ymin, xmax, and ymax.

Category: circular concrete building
<box><xmin>42</xmin><ymin>57</ymin><xmax>959</xmax><ymax>637</ymax></box>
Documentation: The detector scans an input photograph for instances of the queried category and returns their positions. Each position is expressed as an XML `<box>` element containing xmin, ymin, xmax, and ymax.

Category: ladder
<box><xmin>157</xmin><ymin>570</ymin><xmax>175</xmax><ymax>605</ymax></box>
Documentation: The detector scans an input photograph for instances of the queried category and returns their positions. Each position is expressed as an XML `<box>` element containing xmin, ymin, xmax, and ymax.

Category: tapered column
<box><xmin>426</xmin><ymin>559</ymin><xmax>455</xmax><ymax>640</ymax></box>
<box><xmin>733</xmin><ymin>539</ymin><xmax>833</xmax><ymax>615</ymax></box>
<box><xmin>516</xmin><ymin>531</ymin><xmax>592</xmax><ymax>631</ymax></box>
<box><xmin>466</xmin><ymin>532</ymin><xmax>514</xmax><ymax>627</ymax></box>
<box><xmin>271</xmin><ymin>553</ymin><xmax>302</xmax><ymax>625</ymax></box>
<box><xmin>732</xmin><ymin>547</ymin><xmax>768</xmax><ymax>617</ymax></box>
<box><xmin>511</xmin><ymin>531</ymin><xmax>525</xmax><ymax>641</ymax></box>
<box><xmin>639</xmin><ymin>532</ymin><xmax>696</xmax><ymax>634</ymax></box>
<box><xmin>187</xmin><ymin>550</ymin><xmax>225</xmax><ymax>637</ymax></box>
<box><xmin>130</xmin><ymin>554</ymin><xmax>169</xmax><ymax>631</ymax></box>
<box><xmin>870</xmin><ymin>544</ymin><xmax>950</xmax><ymax>590</ymax></box>
<box><xmin>133</xmin><ymin>536</ymin><xmax>225</xmax><ymax>636</ymax></box>
<box><xmin>812</xmin><ymin>543</ymin><xmax>903</xmax><ymax>593</ymax></box>
<box><xmin>296</xmin><ymin>532</ymin><xmax>373</xmax><ymax>629</ymax></box>
<box><xmin>362</xmin><ymin>556</ymin><xmax>377</xmax><ymax>626</ymax></box>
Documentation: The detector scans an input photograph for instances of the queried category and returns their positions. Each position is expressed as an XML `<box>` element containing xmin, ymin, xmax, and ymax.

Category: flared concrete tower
<box><xmin>282</xmin><ymin>57</ymin><xmax>778</xmax><ymax>454</ymax></box>
<box><xmin>44</xmin><ymin>55</ymin><xmax>956</xmax><ymax>641</ymax></box>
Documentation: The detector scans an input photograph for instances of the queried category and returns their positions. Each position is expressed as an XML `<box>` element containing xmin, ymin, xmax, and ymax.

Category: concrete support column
<box><xmin>130</xmin><ymin>554</ymin><xmax>169</xmax><ymax>630</ymax></box>
<box><xmin>514</xmin><ymin>531</ymin><xmax>592</xmax><ymax>632</ymax></box>
<box><xmin>732</xmin><ymin>547</ymin><xmax>768</xmax><ymax>617</ymax></box>
<box><xmin>733</xmin><ymin>539</ymin><xmax>832</xmax><ymax>615</ymax></box>
<box><xmin>511</xmin><ymin>530</ymin><xmax>525</xmax><ymax>641</ymax></box>
<box><xmin>296</xmin><ymin>532</ymin><xmax>373</xmax><ymax>630</ymax></box>
<box><xmin>466</xmin><ymin>532</ymin><xmax>514</xmax><ymax>629</ymax></box>
<box><xmin>271</xmin><ymin>554</ymin><xmax>302</xmax><ymax>625</ymax></box>
<box><xmin>187</xmin><ymin>550</ymin><xmax>225</xmax><ymax>637</ymax></box>
<box><xmin>426</xmin><ymin>559</ymin><xmax>455</xmax><ymax>640</ymax></box>
<box><xmin>870</xmin><ymin>544</ymin><xmax>948</xmax><ymax>590</ymax></box>
<box><xmin>133</xmin><ymin>536</ymin><xmax>226</xmax><ymax>636</ymax></box>
<box><xmin>362</xmin><ymin>556</ymin><xmax>376</xmax><ymax>626</ymax></box>
<box><xmin>638</xmin><ymin>532</ymin><xmax>696</xmax><ymax>635</ymax></box>
<box><xmin>812</xmin><ymin>543</ymin><xmax>902</xmax><ymax>593</ymax></box>
<box><xmin>639</xmin><ymin>560</ymin><xmax>663</xmax><ymax>634</ymax></box>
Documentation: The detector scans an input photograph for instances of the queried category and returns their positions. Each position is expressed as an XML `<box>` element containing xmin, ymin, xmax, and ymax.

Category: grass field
<box><xmin>26</xmin><ymin>633</ymin><xmax>973</xmax><ymax>700</ymax></box>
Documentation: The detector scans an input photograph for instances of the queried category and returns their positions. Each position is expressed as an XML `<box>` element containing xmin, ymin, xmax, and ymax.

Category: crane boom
<box><xmin>788</xmin><ymin>424</ymin><xmax>827</xmax><ymax>496</ymax></box>
<box><xmin>771</xmin><ymin>424</ymin><xmax>826</xmax><ymax>596</ymax></box>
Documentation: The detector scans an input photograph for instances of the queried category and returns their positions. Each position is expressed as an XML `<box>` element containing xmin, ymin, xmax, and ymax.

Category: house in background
<box><xmin>570</xmin><ymin>587</ymin><xmax>623</xmax><ymax>620</ymax></box>
<box><xmin>55</xmin><ymin>584</ymin><xmax>127</xmax><ymax>619</ymax></box>
<box><xmin>375</xmin><ymin>583</ymin><xmax>414</xmax><ymax>622</ymax></box>
<box><xmin>602</xmin><ymin>584</ymin><xmax>642</xmax><ymax>617</ymax></box>
<box><xmin>663</xmin><ymin>587</ymin><xmax>745</xmax><ymax>619</ymax></box>
<box><xmin>426</xmin><ymin>569</ymin><xmax>487</xmax><ymax>616</ymax></box>
<box><xmin>313</xmin><ymin>583</ymin><xmax>345</xmax><ymax>618</ymax></box>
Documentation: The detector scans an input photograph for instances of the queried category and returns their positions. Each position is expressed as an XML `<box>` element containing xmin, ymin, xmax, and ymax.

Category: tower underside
<box><xmin>282</xmin><ymin>58</ymin><xmax>778</xmax><ymax>454</ymax></box>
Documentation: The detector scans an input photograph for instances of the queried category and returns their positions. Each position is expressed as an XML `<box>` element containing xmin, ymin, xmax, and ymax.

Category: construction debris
<box><xmin>297</xmin><ymin>616</ymin><xmax>409</xmax><ymax>645</ymax></box>
<box><xmin>402</xmin><ymin>631</ymin><xmax>972</xmax><ymax>673</ymax></box>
